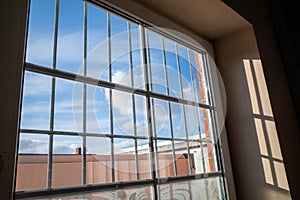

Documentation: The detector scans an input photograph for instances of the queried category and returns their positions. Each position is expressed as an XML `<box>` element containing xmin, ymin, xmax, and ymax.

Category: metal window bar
<box><xmin>107</xmin><ymin>12</ymin><xmax>115</xmax><ymax>183</ymax></box>
<box><xmin>140</xmin><ymin>25</ymin><xmax>158</xmax><ymax>199</ymax></box>
<box><xmin>128</xmin><ymin>22</ymin><xmax>140</xmax><ymax>180</ymax></box>
<box><xmin>187</xmin><ymin>50</ymin><xmax>207</xmax><ymax>173</ymax></box>
<box><xmin>175</xmin><ymin>43</ymin><xmax>193</xmax><ymax>175</ymax></box>
<box><xmin>161</xmin><ymin>37</ymin><xmax>177</xmax><ymax>176</ymax></box>
<box><xmin>47</xmin><ymin>0</ymin><xmax>60</xmax><ymax>189</ymax></box>
<box><xmin>82</xmin><ymin>1</ymin><xmax>88</xmax><ymax>185</ymax></box>
<box><xmin>20</xmin><ymin>129</ymin><xmax>213</xmax><ymax>143</ymax></box>
<box><xmin>145</xmin><ymin>29</ymin><xmax>160</xmax><ymax>178</ymax></box>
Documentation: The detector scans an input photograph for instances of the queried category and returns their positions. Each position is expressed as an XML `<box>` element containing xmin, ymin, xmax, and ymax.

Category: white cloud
<box><xmin>23</xmin><ymin>72</ymin><xmax>51</xmax><ymax>96</ymax></box>
<box><xmin>21</xmin><ymin>101</ymin><xmax>50</xmax><ymax>115</ymax></box>
<box><xmin>114</xmin><ymin>140</ymin><xmax>135</xmax><ymax>153</ymax></box>
<box><xmin>19</xmin><ymin>135</ymin><xmax>48</xmax><ymax>154</ymax></box>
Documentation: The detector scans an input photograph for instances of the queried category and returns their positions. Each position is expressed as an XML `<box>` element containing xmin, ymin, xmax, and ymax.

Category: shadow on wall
<box><xmin>243</xmin><ymin>59</ymin><xmax>290</xmax><ymax>192</ymax></box>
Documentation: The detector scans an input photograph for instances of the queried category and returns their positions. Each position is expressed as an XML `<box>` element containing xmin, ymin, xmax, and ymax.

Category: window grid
<box><xmin>16</xmin><ymin>0</ymin><xmax>225</xmax><ymax>199</ymax></box>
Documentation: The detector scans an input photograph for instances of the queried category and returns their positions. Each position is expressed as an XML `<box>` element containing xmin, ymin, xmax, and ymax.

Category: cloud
<box><xmin>114</xmin><ymin>140</ymin><xmax>135</xmax><ymax>153</ymax></box>
<box><xmin>19</xmin><ymin>135</ymin><xmax>48</xmax><ymax>154</ymax></box>
<box><xmin>23</xmin><ymin>72</ymin><xmax>52</xmax><ymax>96</ymax></box>
<box><xmin>21</xmin><ymin>101</ymin><xmax>50</xmax><ymax>115</ymax></box>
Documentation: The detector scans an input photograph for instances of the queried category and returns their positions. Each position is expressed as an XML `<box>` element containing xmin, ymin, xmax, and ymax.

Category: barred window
<box><xmin>16</xmin><ymin>0</ymin><xmax>226</xmax><ymax>199</ymax></box>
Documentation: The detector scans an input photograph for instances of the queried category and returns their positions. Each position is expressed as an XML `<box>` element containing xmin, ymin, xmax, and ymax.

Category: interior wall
<box><xmin>220</xmin><ymin>0</ymin><xmax>300</xmax><ymax>199</ymax></box>
<box><xmin>0</xmin><ymin>1</ymin><xmax>29</xmax><ymax>200</ymax></box>
<box><xmin>214</xmin><ymin>27</ymin><xmax>292</xmax><ymax>200</ymax></box>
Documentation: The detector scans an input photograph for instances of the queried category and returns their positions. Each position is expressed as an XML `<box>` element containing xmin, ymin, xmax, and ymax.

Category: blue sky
<box><xmin>20</xmin><ymin>0</ymin><xmax>211</xmax><ymax>155</ymax></box>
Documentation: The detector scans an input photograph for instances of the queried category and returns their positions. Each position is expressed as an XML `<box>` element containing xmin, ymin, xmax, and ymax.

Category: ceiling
<box><xmin>132</xmin><ymin>0</ymin><xmax>251</xmax><ymax>41</ymax></box>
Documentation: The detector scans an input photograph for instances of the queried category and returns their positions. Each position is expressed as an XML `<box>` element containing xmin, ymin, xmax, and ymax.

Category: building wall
<box><xmin>16</xmin><ymin>154</ymin><xmax>190</xmax><ymax>191</ymax></box>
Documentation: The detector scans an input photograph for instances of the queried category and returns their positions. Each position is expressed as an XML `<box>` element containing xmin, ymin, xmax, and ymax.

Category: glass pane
<box><xmin>155</xmin><ymin>140</ymin><xmax>175</xmax><ymax>178</ymax></box>
<box><xmin>152</xmin><ymin>99</ymin><xmax>171</xmax><ymax>138</ymax></box>
<box><xmin>134</xmin><ymin>95</ymin><xmax>148</xmax><ymax>137</ymax></box>
<box><xmin>112</xmin><ymin>90</ymin><xmax>134</xmax><ymax>136</ymax></box>
<box><xmin>157</xmin><ymin>177</ymin><xmax>224</xmax><ymax>200</ymax></box>
<box><xmin>34</xmin><ymin>186</ymin><xmax>154</xmax><ymax>200</ymax></box>
<box><xmin>16</xmin><ymin>133</ymin><xmax>48</xmax><ymax>191</ymax></box>
<box><xmin>170</xmin><ymin>102</ymin><xmax>186</xmax><ymax>139</ymax></box>
<box><xmin>57</xmin><ymin>0</ymin><xmax>84</xmax><ymax>74</ymax></box>
<box><xmin>178</xmin><ymin>45</ymin><xmax>195</xmax><ymax>101</ymax></box>
<box><xmin>198</xmin><ymin>108</ymin><xmax>214</xmax><ymax>141</ymax></box>
<box><xmin>164</xmin><ymin>39</ymin><xmax>181</xmax><ymax>98</ymax></box>
<box><xmin>189</xmin><ymin>141</ymin><xmax>204</xmax><ymax>174</ymax></box>
<box><xmin>87</xmin><ymin>3</ymin><xmax>109</xmax><ymax>81</ymax></box>
<box><xmin>114</xmin><ymin>138</ymin><xmax>137</xmax><ymax>182</ymax></box>
<box><xmin>174</xmin><ymin>141</ymin><xmax>190</xmax><ymax>176</ymax></box>
<box><xmin>130</xmin><ymin>23</ymin><xmax>144</xmax><ymax>89</ymax></box>
<box><xmin>203</xmin><ymin>142</ymin><xmax>218</xmax><ymax>173</ymax></box>
<box><xmin>20</xmin><ymin>71</ymin><xmax>51</xmax><ymax>130</ymax></box>
<box><xmin>137</xmin><ymin>139</ymin><xmax>151</xmax><ymax>180</ymax></box>
<box><xmin>86</xmin><ymin>85</ymin><xmax>110</xmax><ymax>134</ymax></box>
<box><xmin>184</xmin><ymin>105</ymin><xmax>200</xmax><ymax>139</ymax></box>
<box><xmin>111</xmin><ymin>14</ymin><xmax>131</xmax><ymax>87</ymax></box>
<box><xmin>54</xmin><ymin>78</ymin><xmax>83</xmax><ymax>132</ymax></box>
<box><xmin>52</xmin><ymin>135</ymin><xmax>82</xmax><ymax>188</ymax></box>
<box><xmin>194</xmin><ymin>52</ymin><xmax>210</xmax><ymax>104</ymax></box>
<box><xmin>147</xmin><ymin>30</ymin><xmax>167</xmax><ymax>95</ymax></box>
<box><xmin>26</xmin><ymin>0</ymin><xmax>55</xmax><ymax>67</ymax></box>
<box><xmin>190</xmin><ymin>50</ymin><xmax>200</xmax><ymax>103</ymax></box>
<box><xmin>86</xmin><ymin>136</ymin><xmax>112</xmax><ymax>184</ymax></box>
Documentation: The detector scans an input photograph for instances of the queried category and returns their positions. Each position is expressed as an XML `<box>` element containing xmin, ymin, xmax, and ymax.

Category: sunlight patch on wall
<box><xmin>244</xmin><ymin>59</ymin><xmax>289</xmax><ymax>191</ymax></box>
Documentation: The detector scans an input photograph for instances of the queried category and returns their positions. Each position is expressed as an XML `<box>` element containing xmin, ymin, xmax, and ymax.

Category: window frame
<box><xmin>15</xmin><ymin>0</ymin><xmax>227</xmax><ymax>199</ymax></box>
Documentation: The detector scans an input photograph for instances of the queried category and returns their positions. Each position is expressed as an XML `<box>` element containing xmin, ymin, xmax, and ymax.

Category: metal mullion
<box><xmin>175</xmin><ymin>44</ymin><xmax>193</xmax><ymax>175</ymax></box>
<box><xmin>154</xmin><ymin>137</ymin><xmax>172</xmax><ymax>141</ymax></box>
<box><xmin>161</xmin><ymin>37</ymin><xmax>177</xmax><ymax>176</ymax></box>
<box><xmin>107</xmin><ymin>12</ymin><xmax>115</xmax><ymax>183</ymax></box>
<box><xmin>156</xmin><ymin>171</ymin><xmax>222</xmax><ymax>184</ymax></box>
<box><xmin>128</xmin><ymin>22</ymin><xmax>140</xmax><ymax>180</ymax></box>
<box><xmin>145</xmin><ymin>28</ymin><xmax>160</xmax><ymax>179</ymax></box>
<box><xmin>145</xmin><ymin>29</ymin><xmax>153</xmax><ymax>92</ymax></box>
<box><xmin>140</xmin><ymin>25</ymin><xmax>158</xmax><ymax>199</ymax></box>
<box><xmin>82</xmin><ymin>1</ymin><xmax>88</xmax><ymax>186</ymax></box>
<box><xmin>20</xmin><ymin>129</ymin><xmax>50</xmax><ymax>135</ymax></box>
<box><xmin>151</xmin><ymin>101</ymin><xmax>160</xmax><ymax>178</ymax></box>
<box><xmin>187</xmin><ymin>50</ymin><xmax>207</xmax><ymax>173</ymax></box>
<box><xmin>47</xmin><ymin>0</ymin><xmax>60</xmax><ymax>189</ymax></box>
<box><xmin>149</xmin><ymin>91</ymin><xmax>212</xmax><ymax>109</ymax></box>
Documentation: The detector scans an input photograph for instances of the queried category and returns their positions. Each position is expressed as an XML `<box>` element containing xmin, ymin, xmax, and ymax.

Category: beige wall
<box><xmin>16</xmin><ymin>154</ymin><xmax>189</xmax><ymax>191</ymax></box>
<box><xmin>214</xmin><ymin>27</ymin><xmax>291</xmax><ymax>200</ymax></box>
